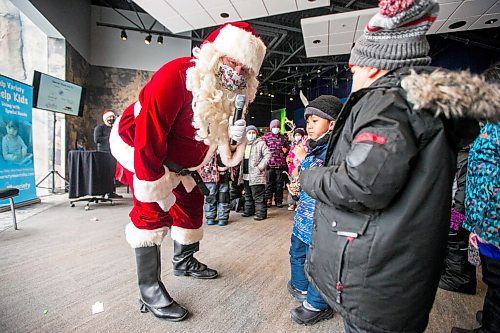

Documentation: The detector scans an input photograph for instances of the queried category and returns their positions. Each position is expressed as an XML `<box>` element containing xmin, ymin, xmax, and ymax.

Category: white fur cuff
<box><xmin>125</xmin><ymin>223</ymin><xmax>169</xmax><ymax>248</ymax></box>
<box><xmin>170</xmin><ymin>226</ymin><xmax>204</xmax><ymax>245</ymax></box>
<box><xmin>110</xmin><ymin>115</ymin><xmax>135</xmax><ymax>173</ymax></box>
<box><xmin>218</xmin><ymin>141</ymin><xmax>247</xmax><ymax>167</ymax></box>
<box><xmin>133</xmin><ymin>166</ymin><xmax>180</xmax><ymax>203</ymax></box>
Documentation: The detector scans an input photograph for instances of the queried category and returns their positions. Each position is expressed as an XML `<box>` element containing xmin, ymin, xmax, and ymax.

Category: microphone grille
<box><xmin>235</xmin><ymin>94</ymin><xmax>246</xmax><ymax>109</ymax></box>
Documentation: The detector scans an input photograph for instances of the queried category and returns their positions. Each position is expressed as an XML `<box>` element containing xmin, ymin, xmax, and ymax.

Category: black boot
<box><xmin>439</xmin><ymin>229</ymin><xmax>477</xmax><ymax>295</ymax></box>
<box><xmin>135</xmin><ymin>246</ymin><xmax>188</xmax><ymax>321</ymax></box>
<box><xmin>172</xmin><ymin>241</ymin><xmax>218</xmax><ymax>279</ymax></box>
<box><xmin>290</xmin><ymin>303</ymin><xmax>334</xmax><ymax>326</ymax></box>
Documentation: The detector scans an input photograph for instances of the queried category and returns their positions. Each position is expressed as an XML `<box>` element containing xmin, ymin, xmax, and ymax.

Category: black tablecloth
<box><xmin>68</xmin><ymin>150</ymin><xmax>116</xmax><ymax>199</ymax></box>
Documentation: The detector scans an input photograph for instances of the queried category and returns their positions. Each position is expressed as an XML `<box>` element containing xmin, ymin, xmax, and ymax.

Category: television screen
<box><xmin>32</xmin><ymin>71</ymin><xmax>85</xmax><ymax>117</ymax></box>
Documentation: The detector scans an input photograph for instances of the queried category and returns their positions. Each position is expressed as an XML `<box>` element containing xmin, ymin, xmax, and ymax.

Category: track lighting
<box><xmin>145</xmin><ymin>34</ymin><xmax>152</xmax><ymax>45</ymax></box>
<box><xmin>121</xmin><ymin>30</ymin><xmax>127</xmax><ymax>41</ymax></box>
<box><xmin>157</xmin><ymin>35</ymin><xmax>163</xmax><ymax>45</ymax></box>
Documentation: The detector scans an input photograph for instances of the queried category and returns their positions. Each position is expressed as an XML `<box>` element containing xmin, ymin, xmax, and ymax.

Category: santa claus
<box><xmin>109</xmin><ymin>22</ymin><xmax>266</xmax><ymax>321</ymax></box>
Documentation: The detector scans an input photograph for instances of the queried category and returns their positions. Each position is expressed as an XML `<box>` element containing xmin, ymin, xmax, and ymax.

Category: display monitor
<box><xmin>32</xmin><ymin>71</ymin><xmax>86</xmax><ymax>117</ymax></box>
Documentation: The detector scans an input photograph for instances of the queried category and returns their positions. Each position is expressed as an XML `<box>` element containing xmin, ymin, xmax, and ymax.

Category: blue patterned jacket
<box><xmin>292</xmin><ymin>140</ymin><xmax>328</xmax><ymax>245</ymax></box>
<box><xmin>463</xmin><ymin>122</ymin><xmax>499</xmax><ymax>247</ymax></box>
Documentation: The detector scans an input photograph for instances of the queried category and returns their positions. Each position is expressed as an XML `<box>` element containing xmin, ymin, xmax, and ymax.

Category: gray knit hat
<box><xmin>270</xmin><ymin>119</ymin><xmax>280</xmax><ymax>128</ymax></box>
<box><xmin>304</xmin><ymin>95</ymin><xmax>343</xmax><ymax>121</ymax></box>
<box><xmin>246</xmin><ymin>125</ymin><xmax>258</xmax><ymax>133</ymax></box>
<box><xmin>349</xmin><ymin>0</ymin><xmax>440</xmax><ymax>71</ymax></box>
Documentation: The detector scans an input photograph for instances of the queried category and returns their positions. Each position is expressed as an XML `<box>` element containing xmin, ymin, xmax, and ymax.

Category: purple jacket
<box><xmin>261</xmin><ymin>132</ymin><xmax>289</xmax><ymax>169</ymax></box>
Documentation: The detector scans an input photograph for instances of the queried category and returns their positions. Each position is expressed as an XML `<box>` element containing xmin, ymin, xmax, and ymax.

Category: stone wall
<box><xmin>65</xmin><ymin>43</ymin><xmax>153</xmax><ymax>151</ymax></box>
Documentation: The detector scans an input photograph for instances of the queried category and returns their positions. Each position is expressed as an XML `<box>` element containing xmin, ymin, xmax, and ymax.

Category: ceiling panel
<box><xmin>354</xmin><ymin>29</ymin><xmax>364</xmax><ymax>41</ymax></box>
<box><xmin>328</xmin><ymin>31</ymin><xmax>355</xmax><ymax>44</ymax></box>
<box><xmin>302</xmin><ymin>18</ymin><xmax>328</xmax><ymax>36</ymax></box>
<box><xmin>206</xmin><ymin>4</ymin><xmax>242</xmax><ymax>24</ymax></box>
<box><xmin>197</xmin><ymin>0</ymin><xmax>229</xmax><ymax>8</ymax></box>
<box><xmin>437</xmin><ymin>0</ymin><xmax>461</xmax><ymax>3</ymax></box>
<box><xmin>160</xmin><ymin>15</ymin><xmax>193</xmax><ymax>32</ymax></box>
<box><xmin>304</xmin><ymin>34</ymin><xmax>328</xmax><ymax>48</ymax></box>
<box><xmin>166</xmin><ymin>0</ymin><xmax>205</xmax><ymax>13</ymax></box>
<box><xmin>296</xmin><ymin>0</ymin><xmax>330</xmax><ymax>11</ymax></box>
<box><xmin>231</xmin><ymin>0</ymin><xmax>268</xmax><ymax>20</ymax></box>
<box><xmin>426</xmin><ymin>19</ymin><xmax>446</xmax><ymax>34</ymax></box>
<box><xmin>356</xmin><ymin>8</ymin><xmax>378</xmax><ymax>29</ymax></box>
<box><xmin>486</xmin><ymin>0</ymin><xmax>500</xmax><ymax>14</ymax></box>
<box><xmin>263</xmin><ymin>0</ymin><xmax>297</xmax><ymax>16</ymax></box>
<box><xmin>450</xmin><ymin>0</ymin><xmax>497</xmax><ymax>19</ymax></box>
<box><xmin>329</xmin><ymin>42</ymin><xmax>353</xmax><ymax>55</ymax></box>
<box><xmin>136</xmin><ymin>0</ymin><xmax>178</xmax><ymax>17</ymax></box>
<box><xmin>306</xmin><ymin>45</ymin><xmax>328</xmax><ymax>57</ymax></box>
<box><xmin>182</xmin><ymin>10</ymin><xmax>216</xmax><ymax>29</ymax></box>
<box><xmin>437</xmin><ymin>15</ymin><xmax>479</xmax><ymax>32</ymax></box>
<box><xmin>436</xmin><ymin>2</ymin><xmax>462</xmax><ymax>20</ymax></box>
<box><xmin>329</xmin><ymin>15</ymin><xmax>358</xmax><ymax>32</ymax></box>
<box><xmin>469</xmin><ymin>13</ymin><xmax>500</xmax><ymax>29</ymax></box>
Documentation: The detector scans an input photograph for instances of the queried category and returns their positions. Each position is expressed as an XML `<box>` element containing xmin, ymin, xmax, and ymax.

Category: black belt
<box><xmin>163</xmin><ymin>160</ymin><xmax>209</xmax><ymax>196</ymax></box>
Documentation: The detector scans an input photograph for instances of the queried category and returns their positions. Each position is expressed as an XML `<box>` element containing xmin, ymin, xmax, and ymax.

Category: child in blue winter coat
<box><xmin>287</xmin><ymin>95</ymin><xmax>342</xmax><ymax>326</ymax></box>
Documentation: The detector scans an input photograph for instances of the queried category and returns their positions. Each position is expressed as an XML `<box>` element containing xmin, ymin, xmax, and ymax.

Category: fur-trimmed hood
<box><xmin>401</xmin><ymin>69</ymin><xmax>500</xmax><ymax>122</ymax></box>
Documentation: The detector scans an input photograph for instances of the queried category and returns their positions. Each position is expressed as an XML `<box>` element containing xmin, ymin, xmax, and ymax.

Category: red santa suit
<box><xmin>109</xmin><ymin>22</ymin><xmax>266</xmax><ymax>248</ymax></box>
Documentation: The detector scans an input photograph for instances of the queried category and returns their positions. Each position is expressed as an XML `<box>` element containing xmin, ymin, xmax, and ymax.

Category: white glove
<box><xmin>229</xmin><ymin>119</ymin><xmax>246</xmax><ymax>144</ymax></box>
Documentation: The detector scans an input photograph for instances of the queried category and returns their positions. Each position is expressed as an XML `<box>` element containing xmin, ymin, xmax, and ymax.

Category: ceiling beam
<box><xmin>261</xmin><ymin>45</ymin><xmax>305</xmax><ymax>84</ymax></box>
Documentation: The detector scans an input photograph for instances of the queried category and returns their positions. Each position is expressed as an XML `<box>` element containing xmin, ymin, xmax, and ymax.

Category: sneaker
<box><xmin>206</xmin><ymin>220</ymin><xmax>216</xmax><ymax>225</ymax></box>
<box><xmin>106</xmin><ymin>193</ymin><xmax>123</xmax><ymax>199</ymax></box>
<box><xmin>287</xmin><ymin>281</ymin><xmax>307</xmax><ymax>302</ymax></box>
<box><xmin>288</xmin><ymin>204</ymin><xmax>295</xmax><ymax>211</ymax></box>
<box><xmin>218</xmin><ymin>220</ymin><xmax>227</xmax><ymax>226</ymax></box>
<box><xmin>290</xmin><ymin>304</ymin><xmax>333</xmax><ymax>326</ymax></box>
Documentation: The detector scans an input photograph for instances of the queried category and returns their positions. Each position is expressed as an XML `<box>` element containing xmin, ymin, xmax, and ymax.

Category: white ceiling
<box><xmin>133</xmin><ymin>0</ymin><xmax>330</xmax><ymax>33</ymax></box>
<box><xmin>301</xmin><ymin>0</ymin><xmax>500</xmax><ymax>57</ymax></box>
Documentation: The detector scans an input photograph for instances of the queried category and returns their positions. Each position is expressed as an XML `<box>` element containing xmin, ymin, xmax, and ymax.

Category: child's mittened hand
<box><xmin>294</xmin><ymin>144</ymin><xmax>307</xmax><ymax>161</ymax></box>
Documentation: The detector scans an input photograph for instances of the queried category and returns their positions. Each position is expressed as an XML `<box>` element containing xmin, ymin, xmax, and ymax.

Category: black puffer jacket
<box><xmin>301</xmin><ymin>67</ymin><xmax>499</xmax><ymax>333</ymax></box>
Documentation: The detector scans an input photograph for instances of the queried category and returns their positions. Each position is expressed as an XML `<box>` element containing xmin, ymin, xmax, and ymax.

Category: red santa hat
<box><xmin>102</xmin><ymin>109</ymin><xmax>115</xmax><ymax>122</ymax></box>
<box><xmin>201</xmin><ymin>22</ymin><xmax>266</xmax><ymax>74</ymax></box>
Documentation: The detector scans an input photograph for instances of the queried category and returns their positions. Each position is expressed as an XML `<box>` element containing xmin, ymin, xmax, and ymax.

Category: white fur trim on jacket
<box><xmin>133</xmin><ymin>166</ymin><xmax>181</xmax><ymax>203</ymax></box>
<box><xmin>157</xmin><ymin>193</ymin><xmax>176</xmax><ymax>212</ymax></box>
<box><xmin>212</xmin><ymin>24</ymin><xmax>266</xmax><ymax>75</ymax></box>
<box><xmin>170</xmin><ymin>226</ymin><xmax>204</xmax><ymax>245</ymax></box>
<box><xmin>109</xmin><ymin>115</ymin><xmax>135</xmax><ymax>173</ymax></box>
<box><xmin>125</xmin><ymin>223</ymin><xmax>169</xmax><ymax>248</ymax></box>
<box><xmin>218</xmin><ymin>141</ymin><xmax>247</xmax><ymax>167</ymax></box>
<box><xmin>133</xmin><ymin>101</ymin><xmax>141</xmax><ymax>118</ymax></box>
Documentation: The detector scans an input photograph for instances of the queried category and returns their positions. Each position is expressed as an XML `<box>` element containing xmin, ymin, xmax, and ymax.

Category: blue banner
<box><xmin>0</xmin><ymin>74</ymin><xmax>37</xmax><ymax>207</ymax></box>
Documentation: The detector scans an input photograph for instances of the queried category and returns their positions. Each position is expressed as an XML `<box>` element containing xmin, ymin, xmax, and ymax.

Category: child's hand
<box><xmin>287</xmin><ymin>183</ymin><xmax>299</xmax><ymax>197</ymax></box>
<box><xmin>294</xmin><ymin>144</ymin><xmax>307</xmax><ymax>162</ymax></box>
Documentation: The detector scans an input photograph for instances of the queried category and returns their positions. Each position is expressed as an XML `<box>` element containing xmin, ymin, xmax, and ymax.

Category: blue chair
<box><xmin>0</xmin><ymin>188</ymin><xmax>20</xmax><ymax>230</ymax></box>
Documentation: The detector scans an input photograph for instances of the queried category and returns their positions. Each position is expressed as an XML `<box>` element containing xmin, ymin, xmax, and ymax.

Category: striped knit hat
<box><xmin>349</xmin><ymin>0</ymin><xmax>440</xmax><ymax>70</ymax></box>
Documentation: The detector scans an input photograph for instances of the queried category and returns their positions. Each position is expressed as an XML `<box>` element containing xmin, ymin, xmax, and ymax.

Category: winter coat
<box><xmin>450</xmin><ymin>146</ymin><xmax>469</xmax><ymax>231</ymax></box>
<box><xmin>201</xmin><ymin>153</ymin><xmax>229</xmax><ymax>184</ymax></box>
<box><xmin>94</xmin><ymin>124</ymin><xmax>111</xmax><ymax>152</ymax></box>
<box><xmin>238</xmin><ymin>138</ymin><xmax>270</xmax><ymax>186</ymax></box>
<box><xmin>300</xmin><ymin>67</ymin><xmax>498</xmax><ymax>333</ymax></box>
<box><xmin>261</xmin><ymin>132</ymin><xmax>289</xmax><ymax>168</ymax></box>
<box><xmin>463</xmin><ymin>122</ymin><xmax>500</xmax><ymax>247</ymax></box>
<box><xmin>292</xmin><ymin>138</ymin><xmax>328</xmax><ymax>245</ymax></box>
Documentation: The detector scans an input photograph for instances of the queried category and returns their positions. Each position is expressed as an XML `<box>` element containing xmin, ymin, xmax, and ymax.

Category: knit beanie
<box><xmin>246</xmin><ymin>125</ymin><xmax>258</xmax><ymax>133</ymax></box>
<box><xmin>349</xmin><ymin>0</ymin><xmax>440</xmax><ymax>71</ymax></box>
<box><xmin>304</xmin><ymin>95</ymin><xmax>343</xmax><ymax>121</ymax></box>
<box><xmin>293</xmin><ymin>128</ymin><xmax>306</xmax><ymax>136</ymax></box>
<box><xmin>270</xmin><ymin>119</ymin><xmax>280</xmax><ymax>128</ymax></box>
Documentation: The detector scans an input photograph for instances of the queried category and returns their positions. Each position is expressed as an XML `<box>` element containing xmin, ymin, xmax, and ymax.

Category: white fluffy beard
<box><xmin>186</xmin><ymin>44</ymin><xmax>259</xmax><ymax>146</ymax></box>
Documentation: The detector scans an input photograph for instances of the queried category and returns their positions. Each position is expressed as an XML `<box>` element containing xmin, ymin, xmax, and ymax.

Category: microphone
<box><xmin>231</xmin><ymin>94</ymin><xmax>246</xmax><ymax>145</ymax></box>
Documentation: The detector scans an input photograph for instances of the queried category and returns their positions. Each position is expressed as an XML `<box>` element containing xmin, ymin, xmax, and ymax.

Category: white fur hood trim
<box><xmin>401</xmin><ymin>70</ymin><xmax>500</xmax><ymax>122</ymax></box>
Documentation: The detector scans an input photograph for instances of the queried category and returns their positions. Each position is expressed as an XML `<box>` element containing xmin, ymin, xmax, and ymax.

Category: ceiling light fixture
<box><xmin>157</xmin><ymin>35</ymin><xmax>163</xmax><ymax>45</ymax></box>
<box><xmin>313</xmin><ymin>39</ymin><xmax>321</xmax><ymax>44</ymax></box>
<box><xmin>289</xmin><ymin>97</ymin><xmax>293</xmax><ymax>101</ymax></box>
<box><xmin>220</xmin><ymin>13</ymin><xmax>229</xmax><ymax>18</ymax></box>
<box><xmin>448</xmin><ymin>21</ymin><xmax>466</xmax><ymax>29</ymax></box>
<box><xmin>485</xmin><ymin>18</ymin><xmax>498</xmax><ymax>25</ymax></box>
<box><xmin>121</xmin><ymin>30</ymin><xmax>127</xmax><ymax>41</ymax></box>
<box><xmin>145</xmin><ymin>34</ymin><xmax>152</xmax><ymax>44</ymax></box>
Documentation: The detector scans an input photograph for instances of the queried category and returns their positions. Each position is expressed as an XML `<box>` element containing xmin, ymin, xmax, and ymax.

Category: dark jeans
<box><xmin>289</xmin><ymin>234</ymin><xmax>330</xmax><ymax>311</ymax></box>
<box><xmin>243</xmin><ymin>180</ymin><xmax>266</xmax><ymax>218</ymax></box>
<box><xmin>480</xmin><ymin>251</ymin><xmax>500</xmax><ymax>332</ymax></box>
<box><xmin>204</xmin><ymin>181</ymin><xmax>230</xmax><ymax>221</ymax></box>
<box><xmin>343</xmin><ymin>319</ymin><xmax>370</xmax><ymax>333</ymax></box>
<box><xmin>265</xmin><ymin>167</ymin><xmax>285</xmax><ymax>205</ymax></box>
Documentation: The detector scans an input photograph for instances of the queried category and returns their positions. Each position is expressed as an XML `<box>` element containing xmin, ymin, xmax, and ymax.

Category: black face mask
<box><xmin>306</xmin><ymin>132</ymin><xmax>331</xmax><ymax>150</ymax></box>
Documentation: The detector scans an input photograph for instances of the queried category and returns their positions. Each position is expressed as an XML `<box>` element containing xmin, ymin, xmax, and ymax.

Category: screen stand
<box><xmin>36</xmin><ymin>113</ymin><xmax>68</xmax><ymax>193</ymax></box>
